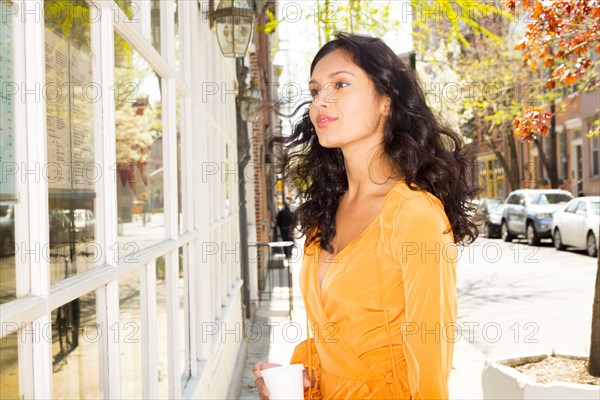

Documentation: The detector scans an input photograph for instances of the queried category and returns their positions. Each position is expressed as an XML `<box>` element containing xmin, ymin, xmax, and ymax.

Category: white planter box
<box><xmin>482</xmin><ymin>352</ymin><xmax>600</xmax><ymax>400</ymax></box>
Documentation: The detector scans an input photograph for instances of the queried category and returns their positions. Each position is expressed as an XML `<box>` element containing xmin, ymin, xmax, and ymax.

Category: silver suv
<box><xmin>501</xmin><ymin>189</ymin><xmax>574</xmax><ymax>245</ymax></box>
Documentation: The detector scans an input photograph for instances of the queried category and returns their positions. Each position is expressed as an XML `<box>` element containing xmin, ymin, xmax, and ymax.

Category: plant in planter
<box><xmin>482</xmin><ymin>352</ymin><xmax>599</xmax><ymax>400</ymax></box>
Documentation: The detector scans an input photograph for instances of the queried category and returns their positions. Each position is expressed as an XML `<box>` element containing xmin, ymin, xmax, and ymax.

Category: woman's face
<box><xmin>308</xmin><ymin>49</ymin><xmax>390</xmax><ymax>149</ymax></box>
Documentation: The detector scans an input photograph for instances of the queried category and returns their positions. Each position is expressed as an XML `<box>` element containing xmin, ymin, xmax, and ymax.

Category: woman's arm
<box><xmin>392</xmin><ymin>195</ymin><xmax>458</xmax><ymax>399</ymax></box>
<box><xmin>290</xmin><ymin>338</ymin><xmax>322</xmax><ymax>399</ymax></box>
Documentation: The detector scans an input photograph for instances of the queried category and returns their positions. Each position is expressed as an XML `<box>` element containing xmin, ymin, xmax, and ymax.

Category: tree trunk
<box><xmin>534</xmin><ymin>101</ymin><xmax>559</xmax><ymax>187</ymax></box>
<box><xmin>484</xmin><ymin>136</ymin><xmax>520</xmax><ymax>192</ymax></box>
<box><xmin>506</xmin><ymin>127</ymin><xmax>521</xmax><ymax>191</ymax></box>
<box><xmin>588</xmin><ymin>256</ymin><xmax>600</xmax><ymax>376</ymax></box>
<box><xmin>548</xmin><ymin>101</ymin><xmax>559</xmax><ymax>187</ymax></box>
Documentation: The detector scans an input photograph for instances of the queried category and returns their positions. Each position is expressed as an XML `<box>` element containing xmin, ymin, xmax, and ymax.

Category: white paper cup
<box><xmin>260</xmin><ymin>364</ymin><xmax>304</xmax><ymax>400</ymax></box>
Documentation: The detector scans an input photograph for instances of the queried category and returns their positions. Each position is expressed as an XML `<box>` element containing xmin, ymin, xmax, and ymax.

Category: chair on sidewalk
<box><xmin>250</xmin><ymin>241</ymin><xmax>294</xmax><ymax>319</ymax></box>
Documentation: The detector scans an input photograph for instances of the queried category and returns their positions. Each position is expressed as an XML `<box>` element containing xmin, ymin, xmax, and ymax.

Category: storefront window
<box><xmin>114</xmin><ymin>33</ymin><xmax>165</xmax><ymax>255</ymax></box>
<box><xmin>0</xmin><ymin>0</ymin><xmax>17</xmax><ymax>304</ymax></box>
<box><xmin>120</xmin><ymin>269</ymin><xmax>143</xmax><ymax>398</ymax></box>
<box><xmin>44</xmin><ymin>0</ymin><xmax>97</xmax><ymax>284</ymax></box>
<box><xmin>51</xmin><ymin>292</ymin><xmax>100</xmax><ymax>399</ymax></box>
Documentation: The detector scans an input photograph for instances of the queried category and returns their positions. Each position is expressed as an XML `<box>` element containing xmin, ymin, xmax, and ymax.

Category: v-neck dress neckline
<box><xmin>317</xmin><ymin>179</ymin><xmax>405</xmax><ymax>290</ymax></box>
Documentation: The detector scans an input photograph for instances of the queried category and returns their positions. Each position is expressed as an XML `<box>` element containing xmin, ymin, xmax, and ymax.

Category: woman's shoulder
<box><xmin>383</xmin><ymin>180</ymin><xmax>451</xmax><ymax>231</ymax></box>
<box><xmin>387</xmin><ymin>180</ymin><xmax>445</xmax><ymax>212</ymax></box>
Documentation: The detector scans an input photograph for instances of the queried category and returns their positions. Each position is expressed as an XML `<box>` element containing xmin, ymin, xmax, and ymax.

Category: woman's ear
<box><xmin>382</xmin><ymin>97</ymin><xmax>391</xmax><ymax>116</ymax></box>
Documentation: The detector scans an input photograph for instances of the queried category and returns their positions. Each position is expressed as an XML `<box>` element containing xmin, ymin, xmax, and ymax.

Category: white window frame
<box><xmin>0</xmin><ymin>0</ymin><xmax>243</xmax><ymax>398</ymax></box>
<box><xmin>591</xmin><ymin>134</ymin><xmax>599</xmax><ymax>177</ymax></box>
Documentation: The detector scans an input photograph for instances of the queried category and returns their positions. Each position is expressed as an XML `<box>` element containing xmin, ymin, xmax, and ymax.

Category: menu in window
<box><xmin>45</xmin><ymin>28</ymin><xmax>72</xmax><ymax>191</ymax></box>
<box><xmin>45</xmin><ymin>28</ymin><xmax>95</xmax><ymax>193</ymax></box>
<box><xmin>69</xmin><ymin>43</ymin><xmax>94</xmax><ymax>191</ymax></box>
<box><xmin>0</xmin><ymin>2</ymin><xmax>15</xmax><ymax>199</ymax></box>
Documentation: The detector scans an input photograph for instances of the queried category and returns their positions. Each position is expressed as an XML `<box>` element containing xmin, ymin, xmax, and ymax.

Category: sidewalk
<box><xmin>238</xmin><ymin>241</ymin><xmax>486</xmax><ymax>399</ymax></box>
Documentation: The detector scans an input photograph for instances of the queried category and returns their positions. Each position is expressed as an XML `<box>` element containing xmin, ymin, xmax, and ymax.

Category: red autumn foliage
<box><xmin>513</xmin><ymin>106</ymin><xmax>552</xmax><ymax>142</ymax></box>
<box><xmin>506</xmin><ymin>1</ymin><xmax>599</xmax><ymax>141</ymax></box>
<box><xmin>507</xmin><ymin>0</ymin><xmax>599</xmax><ymax>88</ymax></box>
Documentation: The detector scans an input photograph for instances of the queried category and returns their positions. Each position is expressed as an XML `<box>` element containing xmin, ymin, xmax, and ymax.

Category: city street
<box><xmin>456</xmin><ymin>236</ymin><xmax>597</xmax><ymax>359</ymax></box>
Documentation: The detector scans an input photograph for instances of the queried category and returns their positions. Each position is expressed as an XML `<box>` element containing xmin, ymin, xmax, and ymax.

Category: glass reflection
<box><xmin>151</xmin><ymin>0</ymin><xmax>161</xmax><ymax>53</ymax></box>
<box><xmin>114</xmin><ymin>33</ymin><xmax>165</xmax><ymax>255</ymax></box>
<box><xmin>1</xmin><ymin>0</ymin><xmax>17</xmax><ymax>304</ymax></box>
<box><xmin>177</xmin><ymin>98</ymin><xmax>183</xmax><ymax>234</ymax></box>
<box><xmin>51</xmin><ymin>292</ymin><xmax>100</xmax><ymax>399</ymax></box>
<box><xmin>120</xmin><ymin>269</ymin><xmax>142</xmax><ymax>398</ymax></box>
<box><xmin>156</xmin><ymin>255</ymin><xmax>168</xmax><ymax>398</ymax></box>
<box><xmin>0</xmin><ymin>201</ymin><xmax>16</xmax><ymax>304</ymax></box>
<box><xmin>0</xmin><ymin>331</ymin><xmax>19</xmax><ymax>399</ymax></box>
<box><xmin>179</xmin><ymin>247</ymin><xmax>187</xmax><ymax>381</ymax></box>
<box><xmin>115</xmin><ymin>0</ymin><xmax>137</xmax><ymax>20</ymax></box>
<box><xmin>44</xmin><ymin>0</ymin><xmax>97</xmax><ymax>283</ymax></box>
<box><xmin>174</xmin><ymin>0</ymin><xmax>179</xmax><ymax>70</ymax></box>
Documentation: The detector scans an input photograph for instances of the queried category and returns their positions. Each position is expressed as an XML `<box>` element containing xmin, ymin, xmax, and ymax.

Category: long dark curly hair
<box><xmin>278</xmin><ymin>32</ymin><xmax>479</xmax><ymax>252</ymax></box>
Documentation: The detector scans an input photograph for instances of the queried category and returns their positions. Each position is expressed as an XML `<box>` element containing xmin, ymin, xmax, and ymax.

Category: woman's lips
<box><xmin>317</xmin><ymin>117</ymin><xmax>337</xmax><ymax>128</ymax></box>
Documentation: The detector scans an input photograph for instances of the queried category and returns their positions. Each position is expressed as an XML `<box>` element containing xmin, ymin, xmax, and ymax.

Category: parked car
<box><xmin>551</xmin><ymin>196</ymin><xmax>599</xmax><ymax>257</ymax></box>
<box><xmin>64</xmin><ymin>209</ymin><xmax>95</xmax><ymax>241</ymax></box>
<box><xmin>475</xmin><ymin>198</ymin><xmax>505</xmax><ymax>238</ymax></box>
<box><xmin>501</xmin><ymin>189</ymin><xmax>574</xmax><ymax>245</ymax></box>
<box><xmin>0</xmin><ymin>201</ymin><xmax>15</xmax><ymax>256</ymax></box>
<box><xmin>49</xmin><ymin>208</ymin><xmax>71</xmax><ymax>247</ymax></box>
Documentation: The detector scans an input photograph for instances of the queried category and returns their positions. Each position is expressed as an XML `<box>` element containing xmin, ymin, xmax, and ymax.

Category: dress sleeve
<box><xmin>290</xmin><ymin>338</ymin><xmax>322</xmax><ymax>399</ymax></box>
<box><xmin>390</xmin><ymin>195</ymin><xmax>458</xmax><ymax>399</ymax></box>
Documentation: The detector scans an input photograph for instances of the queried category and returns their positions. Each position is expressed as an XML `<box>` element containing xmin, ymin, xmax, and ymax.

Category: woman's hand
<box><xmin>253</xmin><ymin>361</ymin><xmax>312</xmax><ymax>400</ymax></box>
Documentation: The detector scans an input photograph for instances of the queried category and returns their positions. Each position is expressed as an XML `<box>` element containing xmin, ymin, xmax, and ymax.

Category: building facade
<box><xmin>476</xmin><ymin>88</ymin><xmax>600</xmax><ymax>199</ymax></box>
<box><xmin>0</xmin><ymin>0</ymin><xmax>270</xmax><ymax>398</ymax></box>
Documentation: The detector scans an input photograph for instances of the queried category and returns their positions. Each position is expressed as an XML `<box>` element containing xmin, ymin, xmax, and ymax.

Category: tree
<box><xmin>508</xmin><ymin>0</ymin><xmax>600</xmax><ymax>377</ymax></box>
<box><xmin>510</xmin><ymin>0</ymin><xmax>599</xmax><ymax>160</ymax></box>
<box><xmin>457</xmin><ymin>27</ymin><xmax>531</xmax><ymax>193</ymax></box>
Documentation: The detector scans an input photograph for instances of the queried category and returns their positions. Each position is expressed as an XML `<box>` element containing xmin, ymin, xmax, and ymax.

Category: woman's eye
<box><xmin>309</xmin><ymin>82</ymin><xmax>347</xmax><ymax>99</ymax></box>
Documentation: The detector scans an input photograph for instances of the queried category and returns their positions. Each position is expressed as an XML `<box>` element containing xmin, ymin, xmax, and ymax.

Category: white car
<box><xmin>552</xmin><ymin>196</ymin><xmax>599</xmax><ymax>257</ymax></box>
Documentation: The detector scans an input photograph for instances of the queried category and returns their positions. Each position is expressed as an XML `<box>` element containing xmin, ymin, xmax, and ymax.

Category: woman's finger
<box><xmin>303</xmin><ymin>370</ymin><xmax>311</xmax><ymax>388</ymax></box>
<box><xmin>253</xmin><ymin>361</ymin><xmax>281</xmax><ymax>377</ymax></box>
<box><xmin>255</xmin><ymin>377</ymin><xmax>270</xmax><ymax>400</ymax></box>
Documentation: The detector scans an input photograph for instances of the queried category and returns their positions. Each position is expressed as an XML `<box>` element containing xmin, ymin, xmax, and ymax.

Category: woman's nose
<box><xmin>312</xmin><ymin>84</ymin><xmax>335</xmax><ymax>107</ymax></box>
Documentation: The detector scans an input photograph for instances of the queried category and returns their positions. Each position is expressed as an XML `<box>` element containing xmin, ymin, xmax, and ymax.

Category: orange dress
<box><xmin>290</xmin><ymin>180</ymin><xmax>458</xmax><ymax>399</ymax></box>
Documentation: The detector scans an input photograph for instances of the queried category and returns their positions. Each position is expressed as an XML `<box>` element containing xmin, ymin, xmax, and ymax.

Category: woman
<box><xmin>254</xmin><ymin>33</ymin><xmax>478</xmax><ymax>399</ymax></box>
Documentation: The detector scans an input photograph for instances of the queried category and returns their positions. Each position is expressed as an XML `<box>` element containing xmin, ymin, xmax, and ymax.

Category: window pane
<box><xmin>156</xmin><ymin>255</ymin><xmax>168</xmax><ymax>398</ymax></box>
<box><xmin>179</xmin><ymin>247</ymin><xmax>187</xmax><ymax>381</ymax></box>
<box><xmin>115</xmin><ymin>0</ymin><xmax>138</xmax><ymax>20</ymax></box>
<box><xmin>114</xmin><ymin>33</ymin><xmax>165</xmax><ymax>254</ymax></box>
<box><xmin>0</xmin><ymin>331</ymin><xmax>19</xmax><ymax>399</ymax></box>
<box><xmin>0</xmin><ymin>201</ymin><xmax>16</xmax><ymax>303</ymax></box>
<box><xmin>0</xmin><ymin>0</ymin><xmax>17</xmax><ymax>304</ymax></box>
<box><xmin>44</xmin><ymin>0</ymin><xmax>97</xmax><ymax>284</ymax></box>
<box><xmin>120</xmin><ymin>269</ymin><xmax>143</xmax><ymax>398</ymax></box>
<box><xmin>177</xmin><ymin>98</ymin><xmax>183</xmax><ymax>234</ymax></box>
<box><xmin>592</xmin><ymin>137</ymin><xmax>599</xmax><ymax>176</ymax></box>
<box><xmin>51</xmin><ymin>292</ymin><xmax>100</xmax><ymax>399</ymax></box>
<box><xmin>151</xmin><ymin>0</ymin><xmax>161</xmax><ymax>53</ymax></box>
<box><xmin>225</xmin><ymin>145</ymin><xmax>230</xmax><ymax>216</ymax></box>
<box><xmin>174</xmin><ymin>0</ymin><xmax>179</xmax><ymax>70</ymax></box>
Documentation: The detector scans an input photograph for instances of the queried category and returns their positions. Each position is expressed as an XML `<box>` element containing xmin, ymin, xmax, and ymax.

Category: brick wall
<box><xmin>249</xmin><ymin>51</ymin><xmax>271</xmax><ymax>285</ymax></box>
